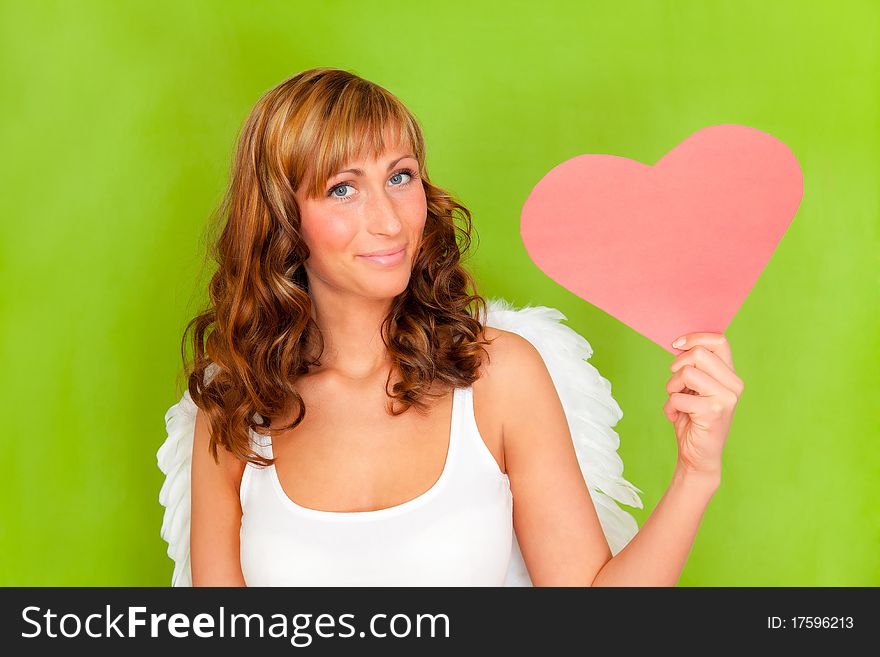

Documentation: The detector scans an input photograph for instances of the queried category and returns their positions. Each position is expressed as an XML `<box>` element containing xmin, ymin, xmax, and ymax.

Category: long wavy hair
<box><xmin>181</xmin><ymin>67</ymin><xmax>494</xmax><ymax>467</ymax></box>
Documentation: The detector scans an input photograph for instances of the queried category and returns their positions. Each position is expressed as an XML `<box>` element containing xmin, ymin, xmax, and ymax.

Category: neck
<box><xmin>307</xmin><ymin>282</ymin><xmax>396</xmax><ymax>382</ymax></box>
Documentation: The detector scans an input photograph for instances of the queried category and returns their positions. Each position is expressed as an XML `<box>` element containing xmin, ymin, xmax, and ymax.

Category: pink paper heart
<box><xmin>520</xmin><ymin>124</ymin><xmax>804</xmax><ymax>354</ymax></box>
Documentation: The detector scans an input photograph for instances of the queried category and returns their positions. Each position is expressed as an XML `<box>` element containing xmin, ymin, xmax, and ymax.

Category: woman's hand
<box><xmin>662</xmin><ymin>333</ymin><xmax>743</xmax><ymax>480</ymax></box>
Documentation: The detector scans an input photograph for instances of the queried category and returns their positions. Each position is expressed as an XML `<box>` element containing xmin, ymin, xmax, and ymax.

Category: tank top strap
<box><xmin>455</xmin><ymin>384</ymin><xmax>506</xmax><ymax>479</ymax></box>
<box><xmin>247</xmin><ymin>425</ymin><xmax>273</xmax><ymax>461</ymax></box>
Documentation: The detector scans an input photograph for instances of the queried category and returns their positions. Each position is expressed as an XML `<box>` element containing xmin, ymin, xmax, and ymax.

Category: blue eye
<box><xmin>327</xmin><ymin>168</ymin><xmax>417</xmax><ymax>202</ymax></box>
<box><xmin>388</xmin><ymin>170</ymin><xmax>413</xmax><ymax>186</ymax></box>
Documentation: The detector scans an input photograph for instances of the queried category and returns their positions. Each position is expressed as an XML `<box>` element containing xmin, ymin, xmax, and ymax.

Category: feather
<box><xmin>157</xmin><ymin>390</ymin><xmax>195</xmax><ymax>586</ymax></box>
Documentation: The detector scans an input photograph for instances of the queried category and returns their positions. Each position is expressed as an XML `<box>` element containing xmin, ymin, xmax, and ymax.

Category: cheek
<box><xmin>302</xmin><ymin>212</ymin><xmax>358</xmax><ymax>256</ymax></box>
<box><xmin>406</xmin><ymin>192</ymin><xmax>428</xmax><ymax>233</ymax></box>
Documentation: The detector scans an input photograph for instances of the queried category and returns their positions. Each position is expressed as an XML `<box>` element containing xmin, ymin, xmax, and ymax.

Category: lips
<box><xmin>356</xmin><ymin>246</ymin><xmax>406</xmax><ymax>266</ymax></box>
<box><xmin>359</xmin><ymin>246</ymin><xmax>406</xmax><ymax>257</ymax></box>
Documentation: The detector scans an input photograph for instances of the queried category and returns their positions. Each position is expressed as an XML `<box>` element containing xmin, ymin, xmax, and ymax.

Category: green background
<box><xmin>1</xmin><ymin>0</ymin><xmax>876</xmax><ymax>586</ymax></box>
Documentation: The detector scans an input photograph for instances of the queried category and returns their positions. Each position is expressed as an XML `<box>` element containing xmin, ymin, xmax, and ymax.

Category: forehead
<box><xmin>340</xmin><ymin>126</ymin><xmax>413</xmax><ymax>167</ymax></box>
<box><xmin>300</xmin><ymin>124</ymin><xmax>416</xmax><ymax>198</ymax></box>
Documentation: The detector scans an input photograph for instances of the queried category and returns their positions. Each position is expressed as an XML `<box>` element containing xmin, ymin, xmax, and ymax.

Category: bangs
<box><xmin>297</xmin><ymin>82</ymin><xmax>422</xmax><ymax>200</ymax></box>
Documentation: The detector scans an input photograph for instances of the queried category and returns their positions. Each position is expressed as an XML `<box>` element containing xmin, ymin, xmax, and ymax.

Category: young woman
<box><xmin>160</xmin><ymin>67</ymin><xmax>742</xmax><ymax>587</ymax></box>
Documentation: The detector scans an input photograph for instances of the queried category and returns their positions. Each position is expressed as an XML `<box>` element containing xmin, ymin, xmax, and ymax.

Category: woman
<box><xmin>166</xmin><ymin>67</ymin><xmax>742</xmax><ymax>586</ymax></box>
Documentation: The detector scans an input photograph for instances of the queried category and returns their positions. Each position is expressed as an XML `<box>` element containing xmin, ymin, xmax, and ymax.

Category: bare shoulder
<box><xmin>477</xmin><ymin>325</ymin><xmax>550</xmax><ymax>389</ymax></box>
<box><xmin>193</xmin><ymin>407</ymin><xmax>248</xmax><ymax>496</ymax></box>
<box><xmin>475</xmin><ymin>326</ymin><xmax>556</xmax><ymax>439</ymax></box>
<box><xmin>483</xmin><ymin>327</ymin><xmax>564</xmax><ymax>448</ymax></box>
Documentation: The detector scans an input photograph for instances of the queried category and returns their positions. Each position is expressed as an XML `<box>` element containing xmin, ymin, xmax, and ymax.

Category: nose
<box><xmin>364</xmin><ymin>186</ymin><xmax>404</xmax><ymax>236</ymax></box>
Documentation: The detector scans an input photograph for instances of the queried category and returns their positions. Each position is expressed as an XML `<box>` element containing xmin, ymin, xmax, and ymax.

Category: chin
<box><xmin>365</xmin><ymin>275</ymin><xmax>411</xmax><ymax>299</ymax></box>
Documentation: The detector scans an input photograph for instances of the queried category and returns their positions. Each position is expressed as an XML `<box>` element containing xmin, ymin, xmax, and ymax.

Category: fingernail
<box><xmin>672</xmin><ymin>337</ymin><xmax>686</xmax><ymax>348</ymax></box>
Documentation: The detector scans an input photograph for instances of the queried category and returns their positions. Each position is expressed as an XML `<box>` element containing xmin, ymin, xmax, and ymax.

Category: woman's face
<box><xmin>294</xmin><ymin>137</ymin><xmax>427</xmax><ymax>302</ymax></box>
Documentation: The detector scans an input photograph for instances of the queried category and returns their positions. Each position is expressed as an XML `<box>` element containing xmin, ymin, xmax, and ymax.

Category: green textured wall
<box><xmin>1</xmin><ymin>0</ymin><xmax>876</xmax><ymax>585</ymax></box>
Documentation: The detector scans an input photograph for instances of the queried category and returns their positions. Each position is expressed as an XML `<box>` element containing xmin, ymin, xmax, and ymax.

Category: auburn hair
<box><xmin>180</xmin><ymin>66</ymin><xmax>494</xmax><ymax>467</ymax></box>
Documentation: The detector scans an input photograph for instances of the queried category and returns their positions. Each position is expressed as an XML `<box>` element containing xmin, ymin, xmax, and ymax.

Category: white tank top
<box><xmin>239</xmin><ymin>385</ymin><xmax>514</xmax><ymax>586</ymax></box>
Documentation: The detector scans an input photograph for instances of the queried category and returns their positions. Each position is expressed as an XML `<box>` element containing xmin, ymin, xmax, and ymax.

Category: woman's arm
<box><xmin>485</xmin><ymin>330</ymin><xmax>612</xmax><ymax>585</ymax></box>
<box><xmin>190</xmin><ymin>407</ymin><xmax>248</xmax><ymax>586</ymax></box>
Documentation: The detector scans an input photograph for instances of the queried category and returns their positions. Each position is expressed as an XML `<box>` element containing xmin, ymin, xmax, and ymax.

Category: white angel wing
<box><xmin>483</xmin><ymin>297</ymin><xmax>643</xmax><ymax>586</ymax></box>
<box><xmin>156</xmin><ymin>390</ymin><xmax>196</xmax><ymax>586</ymax></box>
<box><xmin>156</xmin><ymin>363</ymin><xmax>220</xmax><ymax>587</ymax></box>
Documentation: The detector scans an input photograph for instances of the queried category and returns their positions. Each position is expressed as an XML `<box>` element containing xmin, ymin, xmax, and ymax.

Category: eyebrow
<box><xmin>331</xmin><ymin>154</ymin><xmax>416</xmax><ymax>178</ymax></box>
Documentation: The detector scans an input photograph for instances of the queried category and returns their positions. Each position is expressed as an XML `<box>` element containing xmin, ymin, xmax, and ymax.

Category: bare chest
<box><xmin>266</xmin><ymin>376</ymin><xmax>504</xmax><ymax>513</ymax></box>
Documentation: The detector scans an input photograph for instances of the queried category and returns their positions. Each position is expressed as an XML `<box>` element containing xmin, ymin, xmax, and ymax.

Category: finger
<box><xmin>666</xmin><ymin>363</ymin><xmax>730</xmax><ymax>399</ymax></box>
<box><xmin>670</xmin><ymin>345</ymin><xmax>744</xmax><ymax>399</ymax></box>
<box><xmin>667</xmin><ymin>391</ymin><xmax>711</xmax><ymax>417</ymax></box>
<box><xmin>662</xmin><ymin>397</ymin><xmax>678</xmax><ymax>421</ymax></box>
<box><xmin>668</xmin><ymin>391</ymin><xmax>733</xmax><ymax>427</ymax></box>
<box><xmin>671</xmin><ymin>332</ymin><xmax>735</xmax><ymax>372</ymax></box>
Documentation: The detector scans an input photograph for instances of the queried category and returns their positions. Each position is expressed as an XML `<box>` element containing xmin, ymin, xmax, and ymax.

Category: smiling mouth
<box><xmin>356</xmin><ymin>247</ymin><xmax>406</xmax><ymax>265</ymax></box>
